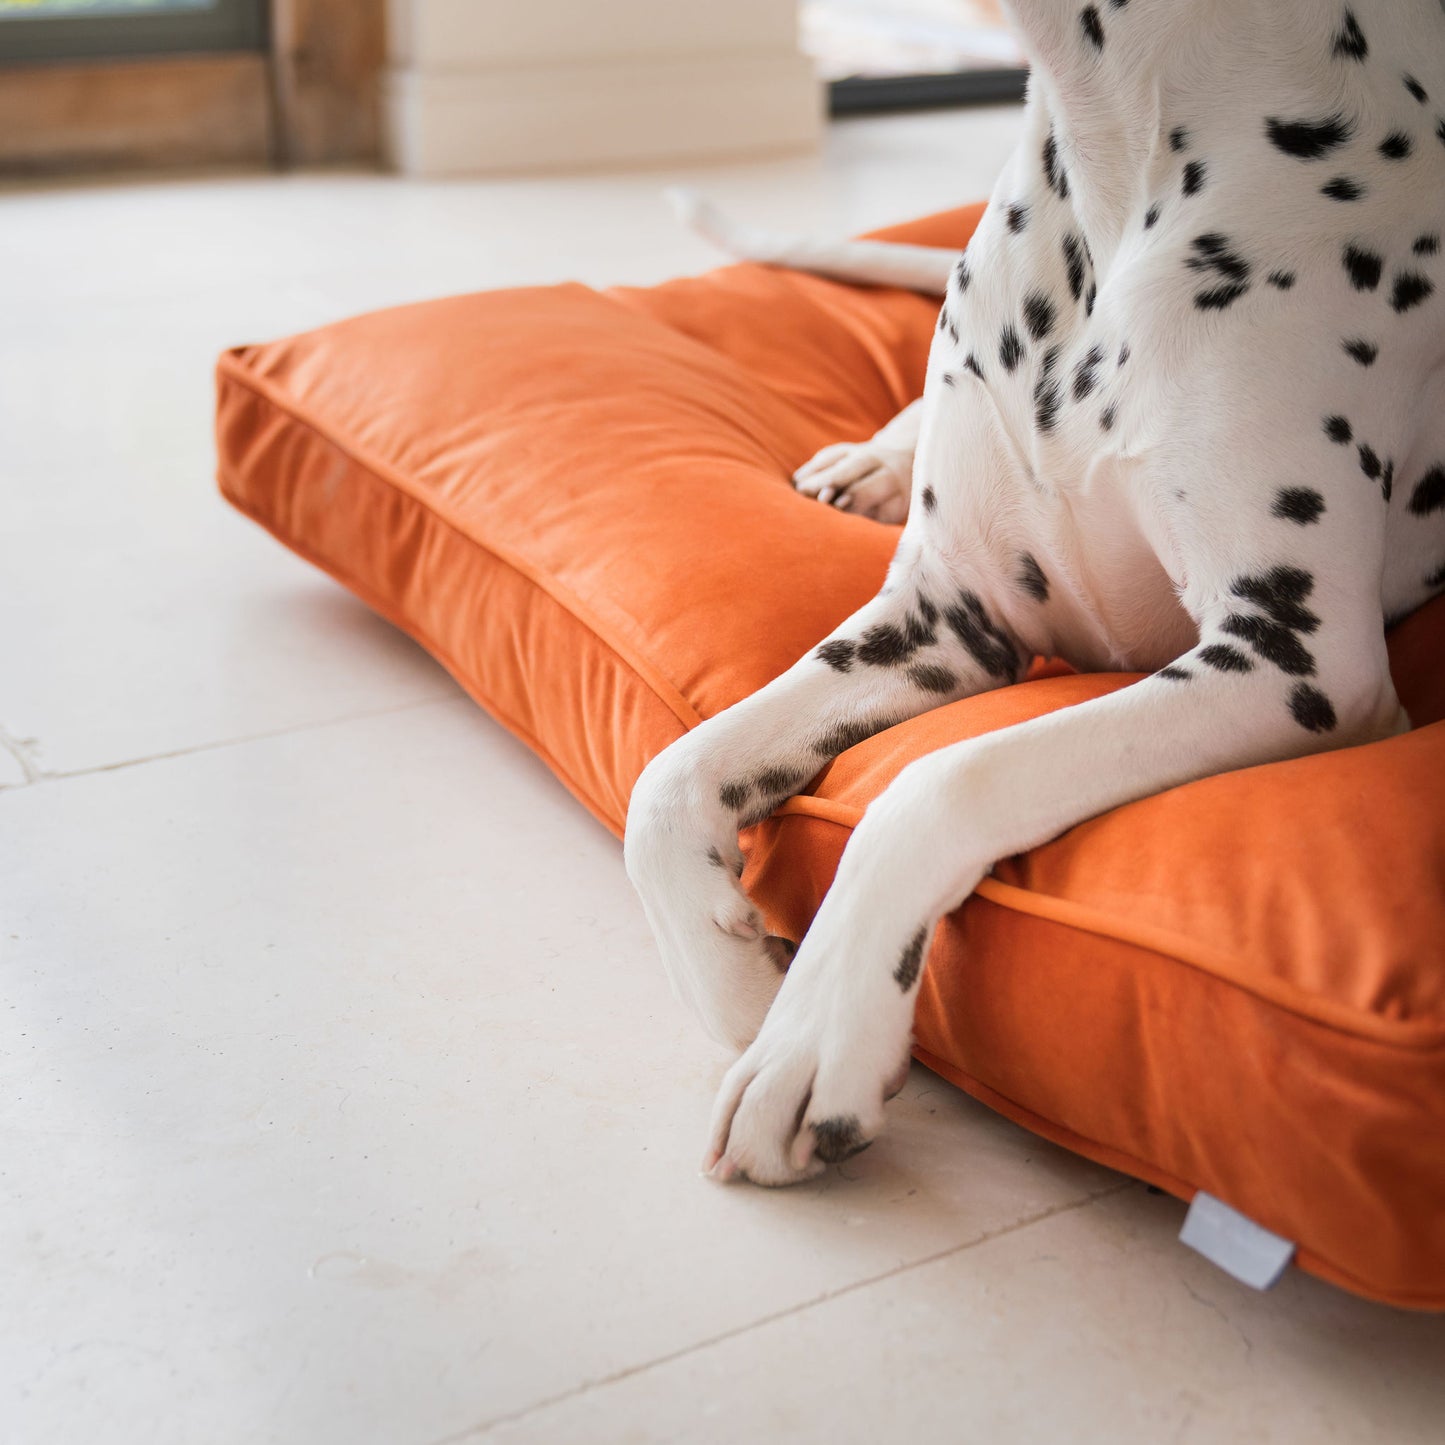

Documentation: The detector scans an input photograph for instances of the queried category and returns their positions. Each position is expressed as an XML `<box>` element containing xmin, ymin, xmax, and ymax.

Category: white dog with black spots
<box><xmin>625</xmin><ymin>0</ymin><xmax>1445</xmax><ymax>1185</ymax></box>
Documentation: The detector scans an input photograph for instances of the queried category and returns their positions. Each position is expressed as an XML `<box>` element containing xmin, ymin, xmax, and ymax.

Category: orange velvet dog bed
<box><xmin>215</xmin><ymin>204</ymin><xmax>1445</xmax><ymax>1309</ymax></box>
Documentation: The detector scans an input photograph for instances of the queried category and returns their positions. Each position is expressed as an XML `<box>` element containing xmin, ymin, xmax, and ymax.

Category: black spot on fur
<box><xmin>893</xmin><ymin>926</ymin><xmax>928</xmax><ymax>991</ymax></box>
<box><xmin>811</xmin><ymin>715</ymin><xmax>894</xmax><ymax>757</ymax></box>
<box><xmin>1034</xmin><ymin>371</ymin><xmax>1064</xmax><ymax>433</ymax></box>
<box><xmin>1023</xmin><ymin>291</ymin><xmax>1056</xmax><ymax>341</ymax></box>
<box><xmin>857</xmin><ymin>613</ymin><xmax>935</xmax><ymax>667</ymax></box>
<box><xmin>1169</xmin><ymin>126</ymin><xmax>1189</xmax><ymax>152</ymax></box>
<box><xmin>816</xmin><ymin>638</ymin><xmax>856</xmax><ymax>672</ymax></box>
<box><xmin>1117</xmin><ymin>342</ymin><xmax>1130</xmax><ymax>366</ymax></box>
<box><xmin>1199</xmin><ymin>643</ymin><xmax>1254</xmax><ymax>674</ymax></box>
<box><xmin>1017</xmin><ymin>552</ymin><xmax>1050</xmax><ymax>602</ymax></box>
<box><xmin>1321</xmin><ymin>176</ymin><xmax>1364</xmax><ymax>201</ymax></box>
<box><xmin>1408</xmin><ymin>464</ymin><xmax>1445</xmax><ymax>515</ymax></box>
<box><xmin>1378</xmin><ymin>131</ymin><xmax>1412</xmax><ymax>160</ymax></box>
<box><xmin>1143</xmin><ymin>203</ymin><xmax>1160</xmax><ymax>230</ymax></box>
<box><xmin>1157</xmin><ymin>664</ymin><xmax>1192</xmax><ymax>681</ymax></box>
<box><xmin>1221</xmin><ymin>612</ymin><xmax>1315</xmax><ymax>675</ymax></box>
<box><xmin>1390</xmin><ymin>271</ymin><xmax>1435</xmax><ymax>313</ymax></box>
<box><xmin>1382</xmin><ymin>459</ymin><xmax>1394</xmax><ymax>503</ymax></box>
<box><xmin>1186</xmin><ymin>234</ymin><xmax>1251</xmax><ymax>309</ymax></box>
<box><xmin>1080</xmin><ymin>5</ymin><xmax>1104</xmax><ymax>50</ymax></box>
<box><xmin>941</xmin><ymin>373</ymin><xmax>955</xmax><ymax>387</ymax></box>
<box><xmin>1007</xmin><ymin>202</ymin><xmax>1030</xmax><ymax>233</ymax></box>
<box><xmin>908</xmin><ymin>662</ymin><xmax>957</xmax><ymax>695</ymax></box>
<box><xmin>921</xmin><ymin>485</ymin><xmax>937</xmax><ymax>513</ymax></box>
<box><xmin>719</xmin><ymin>781</ymin><xmax>751</xmax><ymax>812</ymax></box>
<box><xmin>1266</xmin><ymin>114</ymin><xmax>1352</xmax><ymax>159</ymax></box>
<box><xmin>1324</xmin><ymin>414</ymin><xmax>1353</xmax><ymax>444</ymax></box>
<box><xmin>1100</xmin><ymin>402</ymin><xmax>1118</xmax><ymax>431</ymax></box>
<box><xmin>755</xmin><ymin>764</ymin><xmax>807</xmax><ymax>800</ymax></box>
<box><xmin>811</xmin><ymin>1115</ymin><xmax>870</xmax><ymax>1164</ymax></box>
<box><xmin>1332</xmin><ymin>8</ymin><xmax>1367</xmax><ymax>61</ymax></box>
<box><xmin>1438</xmin><ymin>117</ymin><xmax>1445</xmax><ymax>152</ymax></box>
<box><xmin>1273</xmin><ymin>487</ymin><xmax>1326</xmax><ymax>524</ymax></box>
<box><xmin>944</xmin><ymin>591</ymin><xmax>1018</xmax><ymax>678</ymax></box>
<box><xmin>1267</xmin><ymin>270</ymin><xmax>1296</xmax><ymax>290</ymax></box>
<box><xmin>1187</xmin><ymin>232</ymin><xmax>1249</xmax><ymax>280</ymax></box>
<box><xmin>1415</xmin><ymin>233</ymin><xmax>1441</xmax><ymax>256</ymax></box>
<box><xmin>1358</xmin><ymin>443</ymin><xmax>1381</xmax><ymax>481</ymax></box>
<box><xmin>706</xmin><ymin>845</ymin><xmax>728</xmax><ymax>869</ymax></box>
<box><xmin>1182</xmin><ymin>159</ymin><xmax>1206</xmax><ymax>196</ymax></box>
<box><xmin>1043</xmin><ymin>129</ymin><xmax>1069</xmax><ymax>199</ymax></box>
<box><xmin>1342</xmin><ymin>337</ymin><xmax>1377</xmax><ymax>366</ymax></box>
<box><xmin>1427</xmin><ymin>561</ymin><xmax>1445</xmax><ymax>590</ymax></box>
<box><xmin>1231</xmin><ymin>566</ymin><xmax>1321</xmax><ymax>635</ymax></box>
<box><xmin>947</xmin><ymin>319</ymin><xmax>960</xmax><ymax>345</ymax></box>
<box><xmin>954</xmin><ymin>257</ymin><xmax>972</xmax><ymax>292</ymax></box>
<box><xmin>1289</xmin><ymin>683</ymin><xmax>1337</xmax><ymax>732</ymax></box>
<box><xmin>1062</xmin><ymin>232</ymin><xmax>1087</xmax><ymax>300</ymax></box>
<box><xmin>1032</xmin><ymin>346</ymin><xmax>1064</xmax><ymax>432</ymax></box>
<box><xmin>1343</xmin><ymin>244</ymin><xmax>1383</xmax><ymax>291</ymax></box>
<box><xmin>999</xmin><ymin>324</ymin><xmax>1025</xmax><ymax>372</ymax></box>
<box><xmin>1194</xmin><ymin>281</ymin><xmax>1248</xmax><ymax>311</ymax></box>
<box><xmin>963</xmin><ymin>352</ymin><xmax>984</xmax><ymax>380</ymax></box>
<box><xmin>1404</xmin><ymin>74</ymin><xmax>1428</xmax><ymax>104</ymax></box>
<box><xmin>1072</xmin><ymin>344</ymin><xmax>1104</xmax><ymax>400</ymax></box>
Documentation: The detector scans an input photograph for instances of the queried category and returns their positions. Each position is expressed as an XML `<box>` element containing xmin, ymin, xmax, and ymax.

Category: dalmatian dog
<box><xmin>625</xmin><ymin>0</ymin><xmax>1445</xmax><ymax>1186</ymax></box>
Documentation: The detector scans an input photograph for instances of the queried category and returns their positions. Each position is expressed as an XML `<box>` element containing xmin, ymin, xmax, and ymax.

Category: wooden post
<box><xmin>267</xmin><ymin>0</ymin><xmax>386</xmax><ymax>168</ymax></box>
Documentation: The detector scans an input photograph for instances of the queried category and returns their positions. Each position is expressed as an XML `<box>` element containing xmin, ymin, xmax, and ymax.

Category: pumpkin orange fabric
<box><xmin>216</xmin><ymin>205</ymin><xmax>1445</xmax><ymax>1309</ymax></box>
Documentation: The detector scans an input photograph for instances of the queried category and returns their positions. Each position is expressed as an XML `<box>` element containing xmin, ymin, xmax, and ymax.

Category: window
<box><xmin>0</xmin><ymin>0</ymin><xmax>267</xmax><ymax>63</ymax></box>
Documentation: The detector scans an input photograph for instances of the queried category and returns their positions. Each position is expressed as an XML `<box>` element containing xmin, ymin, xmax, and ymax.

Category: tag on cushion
<box><xmin>1180</xmin><ymin>1191</ymin><xmax>1295</xmax><ymax>1289</ymax></box>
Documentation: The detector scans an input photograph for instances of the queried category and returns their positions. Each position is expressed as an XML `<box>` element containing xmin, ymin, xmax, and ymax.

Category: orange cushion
<box><xmin>215</xmin><ymin>204</ymin><xmax>1445</xmax><ymax>1310</ymax></box>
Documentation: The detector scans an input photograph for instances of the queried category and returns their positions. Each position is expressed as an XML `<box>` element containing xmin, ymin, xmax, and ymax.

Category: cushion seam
<box><xmin>909</xmin><ymin>1043</ymin><xmax>1445</xmax><ymax>1310</ymax></box>
<box><xmin>765</xmin><ymin>803</ymin><xmax>1445</xmax><ymax>1048</ymax></box>
<box><xmin>219</xmin><ymin>477</ymin><xmax>644</xmax><ymax>839</ymax></box>
<box><xmin>216</xmin><ymin>354</ymin><xmax>703</xmax><ymax>736</ymax></box>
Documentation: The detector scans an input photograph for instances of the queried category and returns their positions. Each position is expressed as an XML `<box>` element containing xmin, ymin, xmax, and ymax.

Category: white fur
<box><xmin>630</xmin><ymin>0</ymin><xmax>1445</xmax><ymax>1185</ymax></box>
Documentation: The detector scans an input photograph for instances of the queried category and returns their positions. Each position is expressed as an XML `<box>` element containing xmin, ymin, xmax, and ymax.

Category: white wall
<box><xmin>383</xmin><ymin>0</ymin><xmax>823</xmax><ymax>175</ymax></box>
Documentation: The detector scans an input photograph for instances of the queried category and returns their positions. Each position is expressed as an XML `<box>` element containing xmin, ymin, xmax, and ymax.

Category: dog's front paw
<box><xmin>793</xmin><ymin>440</ymin><xmax>912</xmax><ymax>524</ymax></box>
<box><xmin>701</xmin><ymin>954</ymin><xmax>914</xmax><ymax>1186</ymax></box>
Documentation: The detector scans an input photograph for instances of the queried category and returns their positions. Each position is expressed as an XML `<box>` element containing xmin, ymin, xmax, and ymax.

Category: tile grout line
<box><xmin>0</xmin><ymin>693</ymin><xmax>463</xmax><ymax>793</ymax></box>
<box><xmin>437</xmin><ymin>1178</ymin><xmax>1136</xmax><ymax>1442</ymax></box>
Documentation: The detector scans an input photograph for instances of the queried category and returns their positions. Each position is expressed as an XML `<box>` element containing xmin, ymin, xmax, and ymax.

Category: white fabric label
<box><xmin>1179</xmin><ymin>1191</ymin><xmax>1295</xmax><ymax>1290</ymax></box>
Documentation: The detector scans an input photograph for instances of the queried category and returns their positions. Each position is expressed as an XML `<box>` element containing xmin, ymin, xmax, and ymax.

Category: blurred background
<box><xmin>10</xmin><ymin>11</ymin><xmax>1445</xmax><ymax>1445</ymax></box>
<box><xmin>0</xmin><ymin>0</ymin><xmax>1024</xmax><ymax>177</ymax></box>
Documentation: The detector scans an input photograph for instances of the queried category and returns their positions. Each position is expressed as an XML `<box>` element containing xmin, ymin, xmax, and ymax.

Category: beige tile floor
<box><xmin>2</xmin><ymin>108</ymin><xmax>1442</xmax><ymax>1445</ymax></box>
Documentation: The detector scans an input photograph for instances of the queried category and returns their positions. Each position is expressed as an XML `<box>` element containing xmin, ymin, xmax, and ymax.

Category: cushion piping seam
<box><xmin>218</xmin><ymin>478</ymin><xmax>655</xmax><ymax>839</ymax></box>
<box><xmin>216</xmin><ymin>355</ymin><xmax>702</xmax><ymax>734</ymax></box>
<box><xmin>909</xmin><ymin>1043</ymin><xmax>1445</xmax><ymax>1309</ymax></box>
<box><xmin>764</xmin><ymin>806</ymin><xmax>1445</xmax><ymax>1048</ymax></box>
